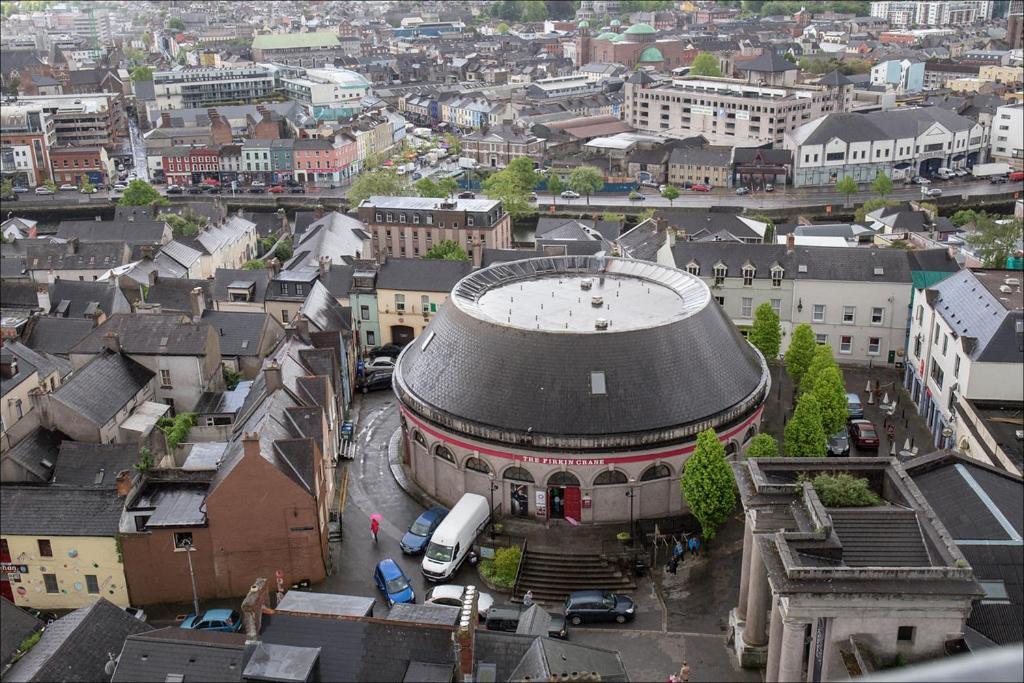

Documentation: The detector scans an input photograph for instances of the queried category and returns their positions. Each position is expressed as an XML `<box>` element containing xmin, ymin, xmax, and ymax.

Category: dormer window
<box><xmin>713</xmin><ymin>263</ymin><xmax>727</xmax><ymax>286</ymax></box>
<box><xmin>386</xmin><ymin>212</ymin><xmax>393</xmax><ymax>222</ymax></box>
<box><xmin>400</xmin><ymin>213</ymin><xmax>407</xmax><ymax>224</ymax></box>
<box><xmin>686</xmin><ymin>261</ymin><xmax>700</xmax><ymax>276</ymax></box>
<box><xmin>742</xmin><ymin>264</ymin><xmax>756</xmax><ymax>287</ymax></box>
<box><xmin>770</xmin><ymin>266</ymin><xmax>784</xmax><ymax>287</ymax></box>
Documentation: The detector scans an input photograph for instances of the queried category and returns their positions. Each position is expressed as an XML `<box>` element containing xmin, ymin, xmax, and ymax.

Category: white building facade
<box><xmin>990</xmin><ymin>103</ymin><xmax>1023</xmax><ymax>170</ymax></box>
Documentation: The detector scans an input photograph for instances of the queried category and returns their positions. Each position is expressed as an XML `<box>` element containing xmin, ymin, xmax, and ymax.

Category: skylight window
<box><xmin>422</xmin><ymin>331</ymin><xmax>436</xmax><ymax>350</ymax></box>
<box><xmin>590</xmin><ymin>371</ymin><xmax>606</xmax><ymax>395</ymax></box>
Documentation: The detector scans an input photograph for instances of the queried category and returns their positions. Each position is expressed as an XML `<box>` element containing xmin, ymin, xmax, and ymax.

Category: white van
<box><xmin>421</xmin><ymin>493</ymin><xmax>490</xmax><ymax>582</ymax></box>
<box><xmin>936</xmin><ymin>167</ymin><xmax>954</xmax><ymax>179</ymax></box>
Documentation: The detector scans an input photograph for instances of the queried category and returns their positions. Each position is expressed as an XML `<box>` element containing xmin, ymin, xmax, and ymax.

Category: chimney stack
<box><xmin>161</xmin><ymin>112</ymin><xmax>171</xmax><ymax>128</ymax></box>
<box><xmin>148</xmin><ymin>268</ymin><xmax>159</xmax><ymax>286</ymax></box>
<box><xmin>240</xmin><ymin>577</ymin><xmax>269</xmax><ymax>638</ymax></box>
<box><xmin>36</xmin><ymin>285</ymin><xmax>51</xmax><ymax>314</ymax></box>
<box><xmin>471</xmin><ymin>239</ymin><xmax>483</xmax><ymax>269</ymax></box>
<box><xmin>319</xmin><ymin>256</ymin><xmax>331</xmax><ymax>279</ymax></box>
<box><xmin>115</xmin><ymin>470</ymin><xmax>132</xmax><ymax>498</ymax></box>
<box><xmin>314</xmin><ymin>203</ymin><xmax>325</xmax><ymax>220</ymax></box>
<box><xmin>190</xmin><ymin>286</ymin><xmax>206</xmax><ymax>321</ymax></box>
<box><xmin>0</xmin><ymin>352</ymin><xmax>16</xmax><ymax>381</ymax></box>
<box><xmin>103</xmin><ymin>331</ymin><xmax>121</xmax><ymax>354</ymax></box>
<box><xmin>264</xmin><ymin>361</ymin><xmax>283</xmax><ymax>394</ymax></box>
<box><xmin>293</xmin><ymin>315</ymin><xmax>310</xmax><ymax>340</ymax></box>
<box><xmin>453</xmin><ymin>586</ymin><xmax>480</xmax><ymax>682</ymax></box>
<box><xmin>242</xmin><ymin>431</ymin><xmax>261</xmax><ymax>458</ymax></box>
<box><xmin>141</xmin><ymin>245</ymin><xmax>155</xmax><ymax>261</ymax></box>
<box><xmin>265</xmin><ymin>258</ymin><xmax>281</xmax><ymax>276</ymax></box>
<box><xmin>785</xmin><ymin>232</ymin><xmax>795</xmax><ymax>252</ymax></box>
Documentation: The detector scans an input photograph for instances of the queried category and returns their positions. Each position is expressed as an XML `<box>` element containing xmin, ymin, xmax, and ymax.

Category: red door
<box><xmin>563</xmin><ymin>487</ymin><xmax>581</xmax><ymax>523</ymax></box>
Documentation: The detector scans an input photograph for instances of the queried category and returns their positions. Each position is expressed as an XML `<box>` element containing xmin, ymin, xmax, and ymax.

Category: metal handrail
<box><xmin>511</xmin><ymin>537</ymin><xmax>528</xmax><ymax>599</ymax></box>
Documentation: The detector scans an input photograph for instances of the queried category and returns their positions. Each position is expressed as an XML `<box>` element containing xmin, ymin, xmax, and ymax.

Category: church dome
<box><xmin>610</xmin><ymin>19</ymin><xmax>622</xmax><ymax>26</ymax></box>
<box><xmin>624</xmin><ymin>22</ymin><xmax>656</xmax><ymax>35</ymax></box>
<box><xmin>638</xmin><ymin>46</ymin><xmax>664</xmax><ymax>62</ymax></box>
<box><xmin>596</xmin><ymin>31</ymin><xmax>618</xmax><ymax>40</ymax></box>
<box><xmin>578</xmin><ymin>20</ymin><xmax>590</xmax><ymax>28</ymax></box>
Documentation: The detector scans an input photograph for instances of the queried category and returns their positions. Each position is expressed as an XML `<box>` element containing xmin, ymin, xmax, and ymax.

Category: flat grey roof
<box><xmin>275</xmin><ymin>592</ymin><xmax>375</xmax><ymax>617</ymax></box>
<box><xmin>362</xmin><ymin>195</ymin><xmax>501</xmax><ymax>212</ymax></box>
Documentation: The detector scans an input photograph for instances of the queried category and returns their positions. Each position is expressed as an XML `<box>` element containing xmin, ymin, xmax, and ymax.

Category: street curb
<box><xmin>387</xmin><ymin>428</ymin><xmax>443</xmax><ymax>510</ymax></box>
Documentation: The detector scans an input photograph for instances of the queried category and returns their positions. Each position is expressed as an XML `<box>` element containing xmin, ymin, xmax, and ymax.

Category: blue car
<box><xmin>400</xmin><ymin>506</ymin><xmax>448</xmax><ymax>555</ymax></box>
<box><xmin>374</xmin><ymin>559</ymin><xmax>415</xmax><ymax>607</ymax></box>
<box><xmin>180</xmin><ymin>608</ymin><xmax>242</xmax><ymax>632</ymax></box>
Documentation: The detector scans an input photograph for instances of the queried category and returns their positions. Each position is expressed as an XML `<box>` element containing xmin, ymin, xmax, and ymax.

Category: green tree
<box><xmin>854</xmin><ymin>198</ymin><xmax>896</xmax><ymax>224</ymax></box>
<box><xmin>966</xmin><ymin>213</ymin><xmax>1024</xmax><ymax>268</ymax></box>
<box><xmin>415</xmin><ymin>176</ymin><xmax>457</xmax><ymax>198</ymax></box>
<box><xmin>161</xmin><ymin>207</ymin><xmax>205</xmax><ymax>238</ymax></box>
<box><xmin>785</xmin><ymin>323</ymin><xmax>817</xmax><ymax>387</ymax></box>
<box><xmin>166</xmin><ymin>16</ymin><xmax>185</xmax><ymax>30</ymax></box>
<box><xmin>689</xmin><ymin>52</ymin><xmax>723</xmax><ymax>77</ymax></box>
<box><xmin>746</xmin><ymin>433</ymin><xmax>779</xmax><ymax>458</ymax></box>
<box><xmin>424</xmin><ymin>239</ymin><xmax>469</xmax><ymax>260</ymax></box>
<box><xmin>443</xmin><ymin>133</ymin><xmax>461</xmax><ymax>156</ymax></box>
<box><xmin>800</xmin><ymin>344</ymin><xmax>836</xmax><ymax>397</ymax></box>
<box><xmin>784</xmin><ymin>393</ymin><xmax>827</xmax><ymax>457</ymax></box>
<box><xmin>835</xmin><ymin>175</ymin><xmax>858</xmax><ymax>205</ymax></box>
<box><xmin>496</xmin><ymin>22</ymin><xmax>510</xmax><ymax>33</ymax></box>
<box><xmin>547</xmin><ymin>172</ymin><xmax>563</xmax><ymax>203</ymax></box>
<box><xmin>680</xmin><ymin>428</ymin><xmax>737</xmax><ymax>540</ymax></box>
<box><xmin>1</xmin><ymin>179</ymin><xmax>13</xmax><ymax>197</ymax></box>
<box><xmin>809</xmin><ymin>473</ymin><xmax>881</xmax><ymax>507</ymax></box>
<box><xmin>346</xmin><ymin>168</ymin><xmax>409</xmax><ymax>206</ymax></box>
<box><xmin>243</xmin><ymin>259</ymin><xmax>265</xmax><ymax>270</ymax></box>
<box><xmin>78</xmin><ymin>178</ymin><xmax>95</xmax><ymax>193</ymax></box>
<box><xmin>810</xmin><ymin>365</ymin><xmax>848</xmax><ymax>437</ymax></box>
<box><xmin>602</xmin><ymin>212</ymin><xmax>625</xmax><ymax>223</ymax></box>
<box><xmin>43</xmin><ymin>179</ymin><xmax>58</xmax><ymax>193</ymax></box>
<box><xmin>951</xmin><ymin>209</ymin><xmax>978</xmax><ymax>227</ymax></box>
<box><xmin>568</xmin><ymin>165</ymin><xmax>604</xmax><ymax>205</ymax></box>
<box><xmin>119</xmin><ymin>179</ymin><xmax>168</xmax><ymax>206</ymax></box>
<box><xmin>522</xmin><ymin>0</ymin><xmax>548</xmax><ymax>21</ymax></box>
<box><xmin>661</xmin><ymin>185</ymin><xmax>680</xmax><ymax>206</ymax></box>
<box><xmin>130</xmin><ymin>65</ymin><xmax>153</xmax><ymax>81</ymax></box>
<box><xmin>871</xmin><ymin>171</ymin><xmax>893</xmax><ymax>199</ymax></box>
<box><xmin>483</xmin><ymin>157</ymin><xmax>540</xmax><ymax>220</ymax></box>
<box><xmin>749</xmin><ymin>302</ymin><xmax>782</xmax><ymax>362</ymax></box>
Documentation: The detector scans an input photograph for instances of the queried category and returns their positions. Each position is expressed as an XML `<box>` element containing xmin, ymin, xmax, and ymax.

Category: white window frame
<box><xmin>815</xmin><ymin>333</ymin><xmax>828</xmax><ymax>345</ymax></box>
<box><xmin>741</xmin><ymin>297</ymin><xmax>753</xmax><ymax>318</ymax></box>
<box><xmin>395</xmin><ymin>293</ymin><xmax>405</xmax><ymax>313</ymax></box>
<box><xmin>770</xmin><ymin>298</ymin><xmax>781</xmax><ymax>315</ymax></box>
<box><xmin>160</xmin><ymin>369</ymin><xmax>172</xmax><ymax>388</ymax></box>
<box><xmin>868</xmin><ymin>336</ymin><xmax>881</xmax><ymax>355</ymax></box>
<box><xmin>812</xmin><ymin>304</ymin><xmax>826</xmax><ymax>323</ymax></box>
<box><xmin>842</xmin><ymin>306</ymin><xmax>856</xmax><ymax>324</ymax></box>
<box><xmin>871</xmin><ymin>307</ymin><xmax>884</xmax><ymax>325</ymax></box>
<box><xmin>770</xmin><ymin>268</ymin><xmax>783</xmax><ymax>287</ymax></box>
<box><xmin>742</xmin><ymin>266</ymin><xmax>755</xmax><ymax>287</ymax></box>
<box><xmin>840</xmin><ymin>335</ymin><xmax>853</xmax><ymax>354</ymax></box>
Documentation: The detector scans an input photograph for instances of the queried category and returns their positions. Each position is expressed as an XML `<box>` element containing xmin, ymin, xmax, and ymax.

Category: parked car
<box><xmin>368</xmin><ymin>344</ymin><xmax>403</xmax><ymax>358</ymax></box>
<box><xmin>528</xmin><ymin>192</ymin><xmax>538</xmax><ymax>202</ymax></box>
<box><xmin>207</xmin><ymin>187</ymin><xmax>221</xmax><ymax>194</ymax></box>
<box><xmin>412</xmin><ymin>172</ymin><xmax>423</xmax><ymax>180</ymax></box>
<box><xmin>563</xmin><ymin>590</ymin><xmax>635</xmax><ymax>625</ymax></box>
<box><xmin>691</xmin><ymin>184</ymin><xmax>711</xmax><ymax>192</ymax></box>
<box><xmin>560</xmin><ymin>190</ymin><xmax>580</xmax><ymax>199</ymax></box>
<box><xmin>848</xmin><ymin>419</ymin><xmax>880</xmax><ymax>450</ymax></box>
<box><xmin>913</xmin><ymin>176</ymin><xmax>931</xmax><ymax>185</ymax></box>
<box><xmin>628</xmin><ymin>191</ymin><xmax>645</xmax><ymax>201</ymax></box>
<box><xmin>374</xmin><ymin>559</ymin><xmax>415</xmax><ymax>607</ymax></box>
<box><xmin>358</xmin><ymin>371</ymin><xmax>392</xmax><ymax>394</ymax></box>
<box><xmin>681</xmin><ymin>181</ymin><xmax>693</xmax><ymax>189</ymax></box>
<box><xmin>658</xmin><ymin>184</ymin><xmax>668</xmax><ymax>193</ymax></box>
<box><xmin>925</xmin><ymin>188</ymin><xmax>943</xmax><ymax>197</ymax></box>
<box><xmin>365</xmin><ymin>357</ymin><xmax>396</xmax><ymax>373</ymax></box>
<box><xmin>59</xmin><ymin>184</ymin><xmax>77</xmax><ymax>191</ymax></box>
<box><xmin>249</xmin><ymin>186</ymin><xmax>266</xmax><ymax>194</ymax></box>
<box><xmin>112</xmin><ymin>183</ymin><xmax>127</xmax><ymax>192</ymax></box>
<box><xmin>1</xmin><ymin>192</ymin><xmax>17</xmax><ymax>201</ymax></box>
<box><xmin>166</xmin><ymin>185</ymin><xmax>183</xmax><ymax>195</ymax></box>
<box><xmin>954</xmin><ymin>168</ymin><xmax>968</xmax><ymax>177</ymax></box>
<box><xmin>34</xmin><ymin>186</ymin><xmax>54</xmax><ymax>195</ymax></box>
<box><xmin>827</xmin><ymin>430</ymin><xmax>851</xmax><ymax>457</ymax></box>
<box><xmin>186</xmin><ymin>185</ymin><xmax>204</xmax><ymax>194</ymax></box>
<box><xmin>12</xmin><ymin>186</ymin><xmax>29</xmax><ymax>193</ymax></box>
<box><xmin>484</xmin><ymin>607</ymin><xmax>568</xmax><ymax>639</ymax></box>
<box><xmin>846</xmin><ymin>392</ymin><xmax>864</xmax><ymax>420</ymax></box>
<box><xmin>251</xmin><ymin>180</ymin><xmax>266</xmax><ymax>188</ymax></box>
<box><xmin>180</xmin><ymin>609</ymin><xmax>242</xmax><ymax>632</ymax></box>
<box><xmin>735</xmin><ymin>186</ymin><xmax>750</xmax><ymax>195</ymax></box>
<box><xmin>421</xmin><ymin>493</ymin><xmax>490</xmax><ymax>582</ymax></box>
<box><xmin>458</xmin><ymin>191</ymin><xmax>475</xmax><ymax>199</ymax></box>
<box><xmin>425</xmin><ymin>584</ymin><xmax>494</xmax><ymax>617</ymax></box>
<box><xmin>267</xmin><ymin>185</ymin><xmax>285</xmax><ymax>193</ymax></box>
<box><xmin>764</xmin><ymin>183</ymin><xmax>774</xmax><ymax>192</ymax></box>
<box><xmin>289</xmin><ymin>186</ymin><xmax>306</xmax><ymax>194</ymax></box>
<box><xmin>79</xmin><ymin>185</ymin><xmax>98</xmax><ymax>194</ymax></box>
<box><xmin>989</xmin><ymin>175</ymin><xmax>1008</xmax><ymax>184</ymax></box>
<box><xmin>401</xmin><ymin>506</ymin><xmax>449</xmax><ymax>555</ymax></box>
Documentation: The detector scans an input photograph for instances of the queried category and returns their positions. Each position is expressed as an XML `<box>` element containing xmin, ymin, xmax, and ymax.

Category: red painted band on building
<box><xmin>399</xmin><ymin>405</ymin><xmax>764</xmax><ymax>465</ymax></box>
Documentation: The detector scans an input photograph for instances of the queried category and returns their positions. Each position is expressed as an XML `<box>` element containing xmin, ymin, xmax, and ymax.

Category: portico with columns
<box><xmin>729</xmin><ymin>458</ymin><xmax>983</xmax><ymax>682</ymax></box>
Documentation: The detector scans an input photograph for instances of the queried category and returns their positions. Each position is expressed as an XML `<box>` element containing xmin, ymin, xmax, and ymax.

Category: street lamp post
<box><xmin>625</xmin><ymin>478</ymin><xmax>636</xmax><ymax>546</ymax></box>
<box><xmin>181</xmin><ymin>539</ymin><xmax>200</xmax><ymax>617</ymax></box>
<box><xmin>488</xmin><ymin>474</ymin><xmax>500</xmax><ymax>538</ymax></box>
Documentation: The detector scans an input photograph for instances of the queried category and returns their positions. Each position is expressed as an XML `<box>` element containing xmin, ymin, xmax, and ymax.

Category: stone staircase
<box><xmin>512</xmin><ymin>549</ymin><xmax>636</xmax><ymax>605</ymax></box>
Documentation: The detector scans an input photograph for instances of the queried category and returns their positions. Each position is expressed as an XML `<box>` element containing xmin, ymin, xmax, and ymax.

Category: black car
<box><xmin>186</xmin><ymin>186</ymin><xmax>204</xmax><ymax>194</ymax></box>
<box><xmin>166</xmin><ymin>186</ymin><xmax>183</xmax><ymax>195</ymax></box>
<box><xmin>358</xmin><ymin>371</ymin><xmax>392</xmax><ymax>394</ymax></box>
<box><xmin>289</xmin><ymin>186</ymin><xmax>306</xmax><ymax>194</ymax></box>
<box><xmin>249</xmin><ymin>186</ymin><xmax>266</xmax><ymax>194</ymax></box>
<box><xmin>563</xmin><ymin>590</ymin><xmax>635</xmax><ymax>625</ymax></box>
<box><xmin>484</xmin><ymin>608</ymin><xmax>568</xmax><ymax>639</ymax></box>
<box><xmin>207</xmin><ymin>187</ymin><xmax>221</xmax><ymax>194</ymax></box>
<box><xmin>827</xmin><ymin>431</ymin><xmax>851</xmax><ymax>457</ymax></box>
<box><xmin>457</xmin><ymin>192</ymin><xmax>475</xmax><ymax>199</ymax></box>
<box><xmin>368</xmin><ymin>344</ymin><xmax>402</xmax><ymax>359</ymax></box>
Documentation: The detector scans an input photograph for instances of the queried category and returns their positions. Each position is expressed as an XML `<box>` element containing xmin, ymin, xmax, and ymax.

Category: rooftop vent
<box><xmin>874</xmin><ymin>266</ymin><xmax>884</xmax><ymax>276</ymax></box>
<box><xmin>594</xmin><ymin>318</ymin><xmax>608</xmax><ymax>330</ymax></box>
<box><xmin>580</xmin><ymin>278</ymin><xmax>593</xmax><ymax>290</ymax></box>
<box><xmin>591</xmin><ymin>295</ymin><xmax>603</xmax><ymax>307</ymax></box>
<box><xmin>798</xmin><ymin>264</ymin><xmax>808</xmax><ymax>273</ymax></box>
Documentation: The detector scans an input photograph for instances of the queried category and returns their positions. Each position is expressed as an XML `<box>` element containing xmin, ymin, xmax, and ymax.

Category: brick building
<box><xmin>575</xmin><ymin>21</ymin><xmax>686</xmax><ymax>70</ymax></box>
<box><xmin>49</xmin><ymin>145</ymin><xmax>114</xmax><ymax>186</ymax></box>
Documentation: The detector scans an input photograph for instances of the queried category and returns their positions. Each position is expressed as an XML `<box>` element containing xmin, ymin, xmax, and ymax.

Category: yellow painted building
<box><xmin>1</xmin><ymin>488</ymin><xmax>130</xmax><ymax>610</ymax></box>
<box><xmin>374</xmin><ymin>259</ymin><xmax>474</xmax><ymax>346</ymax></box>
<box><xmin>979</xmin><ymin>65</ymin><xmax>1024</xmax><ymax>85</ymax></box>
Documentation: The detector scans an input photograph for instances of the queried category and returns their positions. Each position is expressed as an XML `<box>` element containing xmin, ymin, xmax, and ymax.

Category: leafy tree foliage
<box><xmin>784</xmin><ymin>393</ymin><xmax>827</xmax><ymax>457</ymax></box>
<box><xmin>784</xmin><ymin>323</ymin><xmax>817</xmax><ymax>387</ymax></box>
<box><xmin>746</xmin><ymin>433</ymin><xmax>779</xmax><ymax>458</ymax></box>
<box><xmin>749</xmin><ymin>302</ymin><xmax>782</xmax><ymax>361</ymax></box>
<box><xmin>347</xmin><ymin>169</ymin><xmax>408</xmax><ymax>206</ymax></box>
<box><xmin>689</xmin><ymin>52</ymin><xmax>722</xmax><ymax>77</ymax></box>
<box><xmin>162</xmin><ymin>207</ymin><xmax>205</xmax><ymax>238</ymax></box>
<box><xmin>568</xmin><ymin>166</ymin><xmax>604</xmax><ymax>204</ymax></box>
<box><xmin>482</xmin><ymin>157</ymin><xmax>540</xmax><ymax>220</ymax></box>
<box><xmin>800</xmin><ymin>344</ymin><xmax>837</xmax><ymax>397</ymax></box>
<box><xmin>547</xmin><ymin>172</ymin><xmax>564</xmax><ymax>200</ymax></box>
<box><xmin>965</xmin><ymin>213</ymin><xmax>1024</xmax><ymax>268</ymax></box>
<box><xmin>130</xmin><ymin>65</ymin><xmax>153</xmax><ymax>81</ymax></box>
<box><xmin>424</xmin><ymin>239</ymin><xmax>469</xmax><ymax>261</ymax></box>
<box><xmin>808</xmin><ymin>473</ymin><xmax>881</xmax><ymax>507</ymax></box>
<box><xmin>166</xmin><ymin>16</ymin><xmax>185</xmax><ymax>30</ymax></box>
<box><xmin>836</xmin><ymin>175</ymin><xmax>858</xmax><ymax>204</ymax></box>
<box><xmin>661</xmin><ymin>185</ymin><xmax>680</xmax><ymax>206</ymax></box>
<box><xmin>119</xmin><ymin>179</ymin><xmax>168</xmax><ymax>206</ymax></box>
<box><xmin>871</xmin><ymin>171</ymin><xmax>893</xmax><ymax>199</ymax></box>
<box><xmin>680</xmin><ymin>428</ymin><xmax>737</xmax><ymax>540</ymax></box>
<box><xmin>415</xmin><ymin>176</ymin><xmax>457</xmax><ymax>198</ymax></box>
<box><xmin>810</xmin><ymin>365</ymin><xmax>848</xmax><ymax>437</ymax></box>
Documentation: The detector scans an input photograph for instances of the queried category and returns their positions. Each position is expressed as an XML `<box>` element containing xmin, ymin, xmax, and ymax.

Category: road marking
<box><xmin>338</xmin><ymin>465</ymin><xmax>349</xmax><ymax>512</ymax></box>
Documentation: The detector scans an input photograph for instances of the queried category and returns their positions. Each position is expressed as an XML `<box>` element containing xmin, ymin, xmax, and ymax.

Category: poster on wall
<box><xmin>535</xmin><ymin>489</ymin><xmax>546</xmax><ymax>516</ymax></box>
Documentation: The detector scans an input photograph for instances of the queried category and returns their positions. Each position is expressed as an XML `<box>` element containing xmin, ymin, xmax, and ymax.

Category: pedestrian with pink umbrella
<box><xmin>370</xmin><ymin>514</ymin><xmax>382</xmax><ymax>544</ymax></box>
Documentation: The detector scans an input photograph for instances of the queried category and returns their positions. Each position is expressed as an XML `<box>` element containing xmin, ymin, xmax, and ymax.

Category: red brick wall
<box><xmin>121</xmin><ymin>527</ymin><xmax>218</xmax><ymax>606</ymax></box>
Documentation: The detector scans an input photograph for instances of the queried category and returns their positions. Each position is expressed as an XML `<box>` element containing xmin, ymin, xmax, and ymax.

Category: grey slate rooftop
<box><xmin>52</xmin><ymin>442</ymin><xmax>141</xmax><ymax>488</ymax></box>
<box><xmin>0</xmin><ymin>598</ymin><xmax>42</xmax><ymax>668</ymax></box>
<box><xmin>201</xmin><ymin>310</ymin><xmax>278</xmax><ymax>356</ymax></box>
<box><xmin>0</xmin><ymin>486</ymin><xmax>125</xmax><ymax>537</ymax></box>
<box><xmin>24</xmin><ymin>317</ymin><xmax>97</xmax><ymax>356</ymax></box>
<box><xmin>927</xmin><ymin>269</ymin><xmax>1024</xmax><ymax>363</ymax></box>
<box><xmin>111</xmin><ymin>628</ymin><xmax>247</xmax><ymax>683</ymax></box>
<box><xmin>212</xmin><ymin>268</ymin><xmax>271</xmax><ymax>304</ymax></box>
<box><xmin>376</xmin><ymin>258</ymin><xmax>474</xmax><ymax>293</ymax></box>
<box><xmin>50</xmin><ymin>350</ymin><xmax>154</xmax><ymax>426</ymax></box>
<box><xmin>71</xmin><ymin>314</ymin><xmax>213</xmax><ymax>356</ymax></box>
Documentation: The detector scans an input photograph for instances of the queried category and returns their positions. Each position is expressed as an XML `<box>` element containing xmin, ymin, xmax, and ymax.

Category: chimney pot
<box><xmin>36</xmin><ymin>285</ymin><xmax>51</xmax><ymax>314</ymax></box>
<box><xmin>264</xmin><ymin>361</ymin><xmax>283</xmax><ymax>394</ymax></box>
<box><xmin>116</xmin><ymin>470</ymin><xmax>132</xmax><ymax>498</ymax></box>
<box><xmin>785</xmin><ymin>232</ymin><xmax>795</xmax><ymax>251</ymax></box>
<box><xmin>103</xmin><ymin>331</ymin><xmax>121</xmax><ymax>354</ymax></box>
<box><xmin>190</xmin><ymin>286</ymin><xmax>206</xmax><ymax>321</ymax></box>
<box><xmin>240</xmin><ymin>577</ymin><xmax>269</xmax><ymax>638</ymax></box>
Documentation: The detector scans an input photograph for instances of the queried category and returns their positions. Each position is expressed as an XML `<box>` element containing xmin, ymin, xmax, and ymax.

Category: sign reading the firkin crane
<box><xmin>516</xmin><ymin>456</ymin><xmax>606</xmax><ymax>466</ymax></box>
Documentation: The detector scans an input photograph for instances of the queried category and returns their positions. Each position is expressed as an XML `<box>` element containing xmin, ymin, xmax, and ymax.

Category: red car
<box><xmin>267</xmin><ymin>185</ymin><xmax>285</xmax><ymax>194</ymax></box>
<box><xmin>848</xmin><ymin>419</ymin><xmax>880</xmax><ymax>450</ymax></box>
<box><xmin>691</xmin><ymin>184</ymin><xmax>712</xmax><ymax>192</ymax></box>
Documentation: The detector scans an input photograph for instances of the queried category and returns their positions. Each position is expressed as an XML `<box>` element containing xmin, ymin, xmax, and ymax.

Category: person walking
<box><xmin>667</xmin><ymin>555</ymin><xmax>679</xmax><ymax>574</ymax></box>
<box><xmin>523</xmin><ymin>590</ymin><xmax>534</xmax><ymax>607</ymax></box>
<box><xmin>673</xmin><ymin>540</ymin><xmax>684</xmax><ymax>562</ymax></box>
<box><xmin>689</xmin><ymin>536</ymin><xmax>701</xmax><ymax>557</ymax></box>
<box><xmin>370</xmin><ymin>517</ymin><xmax>380</xmax><ymax>544</ymax></box>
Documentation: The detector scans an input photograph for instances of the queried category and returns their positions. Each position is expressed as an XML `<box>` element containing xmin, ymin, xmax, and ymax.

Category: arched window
<box><xmin>434</xmin><ymin>445</ymin><xmax>455</xmax><ymax>463</ymax></box>
<box><xmin>594</xmin><ymin>470</ymin><xmax>628</xmax><ymax>486</ymax></box>
<box><xmin>465</xmin><ymin>457</ymin><xmax>490</xmax><ymax>474</ymax></box>
<box><xmin>503</xmin><ymin>466</ymin><xmax>534</xmax><ymax>483</ymax></box>
<box><xmin>640</xmin><ymin>464</ymin><xmax>671</xmax><ymax>481</ymax></box>
<box><xmin>547</xmin><ymin>471</ymin><xmax>580</xmax><ymax>487</ymax></box>
<box><xmin>744</xmin><ymin>426</ymin><xmax>758</xmax><ymax>443</ymax></box>
<box><xmin>725</xmin><ymin>442</ymin><xmax>738</xmax><ymax>458</ymax></box>
<box><xmin>413</xmin><ymin>430</ymin><xmax>427</xmax><ymax>448</ymax></box>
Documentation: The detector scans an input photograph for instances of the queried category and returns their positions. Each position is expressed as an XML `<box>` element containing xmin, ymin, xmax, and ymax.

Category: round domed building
<box><xmin>576</xmin><ymin>20</ymin><xmax>686</xmax><ymax>70</ymax></box>
<box><xmin>394</xmin><ymin>256</ymin><xmax>770</xmax><ymax>524</ymax></box>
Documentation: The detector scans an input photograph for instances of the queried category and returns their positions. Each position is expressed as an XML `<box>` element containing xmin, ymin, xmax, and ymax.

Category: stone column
<box><xmin>737</xmin><ymin>515</ymin><xmax>754</xmax><ymax>621</ymax></box>
<box><xmin>744</xmin><ymin>538</ymin><xmax>771</xmax><ymax>647</ymax></box>
<box><xmin>777</xmin><ymin>620</ymin><xmax>808</xmax><ymax>683</ymax></box>
<box><xmin>765</xmin><ymin>596</ymin><xmax>785</xmax><ymax>682</ymax></box>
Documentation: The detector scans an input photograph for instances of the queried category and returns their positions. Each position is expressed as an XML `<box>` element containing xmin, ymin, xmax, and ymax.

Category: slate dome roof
<box><xmin>394</xmin><ymin>257</ymin><xmax>769</xmax><ymax>450</ymax></box>
<box><xmin>624</xmin><ymin>22</ymin><xmax>656</xmax><ymax>35</ymax></box>
<box><xmin>639</xmin><ymin>46</ymin><xmax>664</xmax><ymax>62</ymax></box>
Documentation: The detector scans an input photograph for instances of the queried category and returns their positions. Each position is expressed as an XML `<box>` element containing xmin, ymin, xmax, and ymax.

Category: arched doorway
<box><xmin>503</xmin><ymin>466</ymin><xmax>534</xmax><ymax>517</ymax></box>
<box><xmin>547</xmin><ymin>471</ymin><xmax>581</xmax><ymax>521</ymax></box>
<box><xmin>391</xmin><ymin>325</ymin><xmax>414</xmax><ymax>346</ymax></box>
